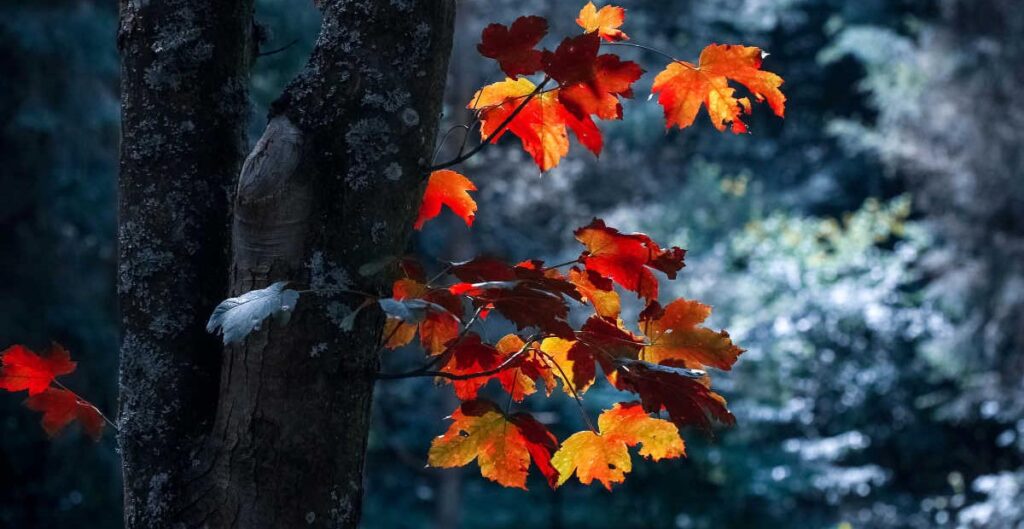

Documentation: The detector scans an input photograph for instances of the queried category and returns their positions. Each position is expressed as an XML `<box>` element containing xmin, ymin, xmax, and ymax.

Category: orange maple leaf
<box><xmin>651</xmin><ymin>43</ymin><xmax>785</xmax><ymax>133</ymax></box>
<box><xmin>25</xmin><ymin>387</ymin><xmax>105</xmax><ymax>440</ymax></box>
<box><xmin>551</xmin><ymin>402</ymin><xmax>684</xmax><ymax>489</ymax></box>
<box><xmin>471</xmin><ymin>77</ymin><xmax>602</xmax><ymax>171</ymax></box>
<box><xmin>0</xmin><ymin>344</ymin><xmax>76</xmax><ymax>396</ymax></box>
<box><xmin>381</xmin><ymin>278</ymin><xmax>462</xmax><ymax>355</ymax></box>
<box><xmin>415</xmin><ymin>169</ymin><xmax>477</xmax><ymax>230</ymax></box>
<box><xmin>576</xmin><ymin>2</ymin><xmax>628</xmax><ymax>42</ymax></box>
<box><xmin>428</xmin><ymin>400</ymin><xmax>559</xmax><ymax>489</ymax></box>
<box><xmin>641</xmin><ymin>299</ymin><xmax>744</xmax><ymax>371</ymax></box>
<box><xmin>568</xmin><ymin>266</ymin><xmax>620</xmax><ymax>319</ymax></box>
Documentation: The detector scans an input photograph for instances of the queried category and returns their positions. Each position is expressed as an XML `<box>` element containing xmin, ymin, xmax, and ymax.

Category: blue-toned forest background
<box><xmin>1</xmin><ymin>1</ymin><xmax>1022</xmax><ymax>528</ymax></box>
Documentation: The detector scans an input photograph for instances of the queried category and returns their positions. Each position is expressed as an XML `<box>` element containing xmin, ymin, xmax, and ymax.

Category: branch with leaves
<box><xmin>0</xmin><ymin>0</ymin><xmax>785</xmax><ymax>494</ymax></box>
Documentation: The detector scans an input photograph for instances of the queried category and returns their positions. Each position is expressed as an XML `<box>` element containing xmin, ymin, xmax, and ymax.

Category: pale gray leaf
<box><xmin>378</xmin><ymin>297</ymin><xmax>447</xmax><ymax>324</ymax></box>
<box><xmin>206</xmin><ymin>281</ymin><xmax>301</xmax><ymax>345</ymax></box>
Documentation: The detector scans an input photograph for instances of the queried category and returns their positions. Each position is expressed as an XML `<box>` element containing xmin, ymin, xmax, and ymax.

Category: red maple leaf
<box><xmin>24</xmin><ymin>387</ymin><xmax>105</xmax><ymax>440</ymax></box>
<box><xmin>0</xmin><ymin>344</ymin><xmax>76</xmax><ymax>396</ymax></box>
<box><xmin>478</xmin><ymin>16</ymin><xmax>548</xmax><ymax>79</ymax></box>
<box><xmin>615</xmin><ymin>360</ymin><xmax>734</xmax><ymax>432</ymax></box>
<box><xmin>542</xmin><ymin>33</ymin><xmax>643</xmax><ymax>120</ymax></box>
<box><xmin>651</xmin><ymin>43</ymin><xmax>785</xmax><ymax>133</ymax></box>
<box><xmin>574</xmin><ymin>219</ymin><xmax>685</xmax><ymax>300</ymax></box>
<box><xmin>415</xmin><ymin>169</ymin><xmax>477</xmax><ymax>230</ymax></box>
<box><xmin>471</xmin><ymin>77</ymin><xmax>602</xmax><ymax>171</ymax></box>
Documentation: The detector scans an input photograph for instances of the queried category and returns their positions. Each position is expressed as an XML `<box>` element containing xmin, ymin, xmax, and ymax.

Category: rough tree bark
<box><xmin>117</xmin><ymin>0</ymin><xmax>253</xmax><ymax>526</ymax></box>
<box><xmin>117</xmin><ymin>1</ymin><xmax>455</xmax><ymax>528</ymax></box>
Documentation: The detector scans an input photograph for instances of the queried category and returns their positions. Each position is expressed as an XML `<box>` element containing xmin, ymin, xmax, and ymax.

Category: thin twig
<box><xmin>377</xmin><ymin>333</ymin><xmax>535</xmax><ymax>381</ymax></box>
<box><xmin>541</xmin><ymin>258</ymin><xmax>582</xmax><ymax>271</ymax></box>
<box><xmin>374</xmin><ymin>305</ymin><xmax>486</xmax><ymax>378</ymax></box>
<box><xmin>52</xmin><ymin>380</ymin><xmax>119</xmax><ymax>432</ymax></box>
<box><xmin>604</xmin><ymin>41</ymin><xmax>680</xmax><ymax>64</ymax></box>
<box><xmin>538</xmin><ymin>351</ymin><xmax>597</xmax><ymax>433</ymax></box>
<box><xmin>258</xmin><ymin>39</ymin><xmax>301</xmax><ymax>57</ymax></box>
<box><xmin>428</xmin><ymin>76</ymin><xmax>553</xmax><ymax>171</ymax></box>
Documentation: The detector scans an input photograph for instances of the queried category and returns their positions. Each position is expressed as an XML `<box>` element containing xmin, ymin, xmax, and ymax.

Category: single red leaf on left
<box><xmin>25</xmin><ymin>387</ymin><xmax>105</xmax><ymax>440</ymax></box>
<box><xmin>0</xmin><ymin>344</ymin><xmax>76</xmax><ymax>396</ymax></box>
<box><xmin>478</xmin><ymin>15</ymin><xmax>548</xmax><ymax>79</ymax></box>
<box><xmin>542</xmin><ymin>33</ymin><xmax>643</xmax><ymax>120</ymax></box>
<box><xmin>415</xmin><ymin>169</ymin><xmax>477</xmax><ymax>230</ymax></box>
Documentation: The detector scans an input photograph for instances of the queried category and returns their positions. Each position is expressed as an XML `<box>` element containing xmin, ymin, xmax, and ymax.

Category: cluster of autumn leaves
<box><xmin>0</xmin><ymin>1</ymin><xmax>786</xmax><ymax>493</ymax></box>
<box><xmin>379</xmin><ymin>219</ymin><xmax>742</xmax><ymax>489</ymax></box>
<box><xmin>399</xmin><ymin>2</ymin><xmax>787</xmax><ymax>490</ymax></box>
<box><xmin>467</xmin><ymin>1</ymin><xmax>785</xmax><ymax>173</ymax></box>
<box><xmin>0</xmin><ymin>344</ymin><xmax>105</xmax><ymax>440</ymax></box>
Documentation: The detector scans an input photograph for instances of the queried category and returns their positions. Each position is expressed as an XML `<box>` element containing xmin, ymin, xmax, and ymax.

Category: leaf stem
<box><xmin>428</xmin><ymin>76</ymin><xmax>553</xmax><ymax>171</ymax></box>
<box><xmin>52</xmin><ymin>379</ymin><xmax>119</xmax><ymax>433</ymax></box>
<box><xmin>537</xmin><ymin>351</ymin><xmax>597</xmax><ymax>433</ymax></box>
<box><xmin>377</xmin><ymin>334</ymin><xmax>535</xmax><ymax>381</ymax></box>
<box><xmin>604</xmin><ymin>41</ymin><xmax>680</xmax><ymax>64</ymax></box>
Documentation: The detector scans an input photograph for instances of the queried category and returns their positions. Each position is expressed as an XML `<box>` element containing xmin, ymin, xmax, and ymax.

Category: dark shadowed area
<box><xmin>1</xmin><ymin>0</ymin><xmax>1022</xmax><ymax>528</ymax></box>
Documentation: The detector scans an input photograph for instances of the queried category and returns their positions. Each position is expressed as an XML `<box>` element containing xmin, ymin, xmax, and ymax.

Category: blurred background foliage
<box><xmin>1</xmin><ymin>0</ymin><xmax>1022</xmax><ymax>528</ymax></box>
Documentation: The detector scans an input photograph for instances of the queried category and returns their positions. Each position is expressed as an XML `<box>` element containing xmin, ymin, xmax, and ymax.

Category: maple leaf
<box><xmin>428</xmin><ymin>399</ymin><xmax>559</xmax><ymax>489</ymax></box>
<box><xmin>641</xmin><ymin>299</ymin><xmax>744</xmax><ymax>370</ymax></box>
<box><xmin>380</xmin><ymin>278</ymin><xmax>462</xmax><ymax>355</ymax></box>
<box><xmin>576</xmin><ymin>2</ymin><xmax>629</xmax><ymax>42</ymax></box>
<box><xmin>471</xmin><ymin>78</ymin><xmax>602</xmax><ymax>171</ymax></box>
<box><xmin>539</xmin><ymin>337</ymin><xmax>593</xmax><ymax>395</ymax></box>
<box><xmin>494</xmin><ymin>334</ymin><xmax>542</xmax><ymax>401</ymax></box>
<box><xmin>0</xmin><ymin>344</ymin><xmax>76</xmax><ymax>396</ymax></box>
<box><xmin>542</xmin><ymin>33</ymin><xmax>643</xmax><ymax>120</ymax></box>
<box><xmin>575</xmin><ymin>219</ymin><xmax>685</xmax><ymax>300</ymax></box>
<box><xmin>441</xmin><ymin>334</ymin><xmax>503</xmax><ymax>400</ymax></box>
<box><xmin>651</xmin><ymin>43</ymin><xmax>785</xmax><ymax>133</ymax></box>
<box><xmin>415</xmin><ymin>169</ymin><xmax>477</xmax><ymax>230</ymax></box>
<box><xmin>24</xmin><ymin>387</ymin><xmax>105</xmax><ymax>440</ymax></box>
<box><xmin>448</xmin><ymin>258</ymin><xmax>581</xmax><ymax>338</ymax></box>
<box><xmin>615</xmin><ymin>360</ymin><xmax>734</xmax><ymax>432</ymax></box>
<box><xmin>551</xmin><ymin>402</ymin><xmax>684</xmax><ymax>489</ymax></box>
<box><xmin>477</xmin><ymin>16</ymin><xmax>548</xmax><ymax>78</ymax></box>
<box><xmin>568</xmin><ymin>314</ymin><xmax>645</xmax><ymax>390</ymax></box>
<box><xmin>568</xmin><ymin>266</ymin><xmax>621</xmax><ymax>319</ymax></box>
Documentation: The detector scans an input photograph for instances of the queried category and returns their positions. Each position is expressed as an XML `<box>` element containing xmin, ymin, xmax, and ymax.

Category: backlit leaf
<box><xmin>415</xmin><ymin>169</ymin><xmax>477</xmax><ymax>230</ymax></box>
<box><xmin>641</xmin><ymin>299</ymin><xmax>744</xmax><ymax>370</ymax></box>
<box><xmin>576</xmin><ymin>2</ymin><xmax>628</xmax><ymax>42</ymax></box>
<box><xmin>428</xmin><ymin>400</ymin><xmax>559</xmax><ymax>489</ymax></box>
<box><xmin>651</xmin><ymin>44</ymin><xmax>785</xmax><ymax>133</ymax></box>
<box><xmin>0</xmin><ymin>344</ymin><xmax>76</xmax><ymax>396</ymax></box>
<box><xmin>575</xmin><ymin>218</ymin><xmax>685</xmax><ymax>300</ymax></box>
<box><xmin>551</xmin><ymin>402</ymin><xmax>683</xmax><ymax>489</ymax></box>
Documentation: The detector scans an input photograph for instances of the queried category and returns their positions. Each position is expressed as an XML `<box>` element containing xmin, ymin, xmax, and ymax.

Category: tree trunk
<box><xmin>116</xmin><ymin>0</ymin><xmax>254</xmax><ymax>526</ymax></box>
<box><xmin>203</xmin><ymin>2</ymin><xmax>455</xmax><ymax>526</ymax></box>
<box><xmin>119</xmin><ymin>0</ymin><xmax>455</xmax><ymax>527</ymax></box>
